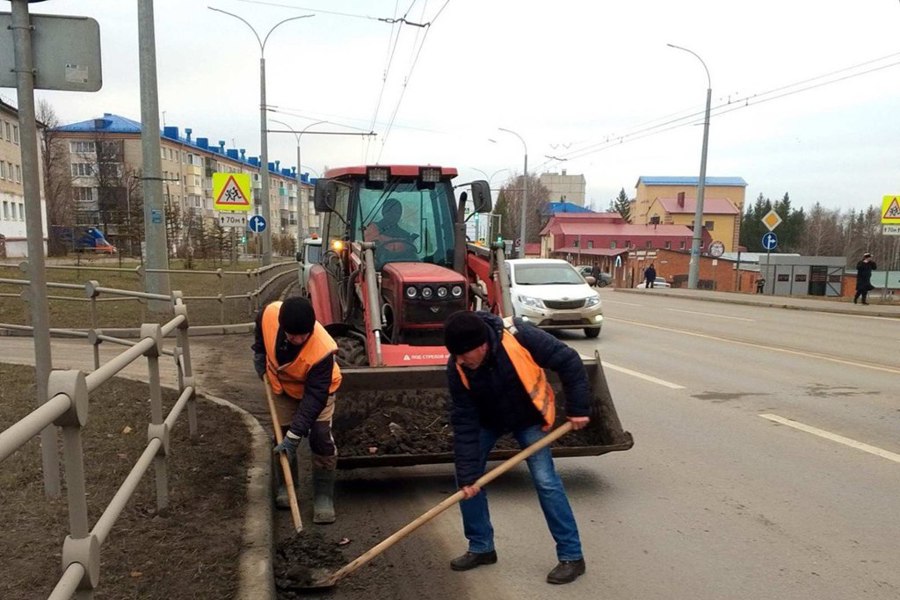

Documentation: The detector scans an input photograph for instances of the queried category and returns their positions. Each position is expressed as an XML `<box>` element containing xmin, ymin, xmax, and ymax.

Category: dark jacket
<box><xmin>447</xmin><ymin>312</ymin><xmax>591</xmax><ymax>486</ymax></box>
<box><xmin>251</xmin><ymin>306</ymin><xmax>333</xmax><ymax>436</ymax></box>
<box><xmin>645</xmin><ymin>266</ymin><xmax>657</xmax><ymax>282</ymax></box>
<box><xmin>856</xmin><ymin>259</ymin><xmax>876</xmax><ymax>291</ymax></box>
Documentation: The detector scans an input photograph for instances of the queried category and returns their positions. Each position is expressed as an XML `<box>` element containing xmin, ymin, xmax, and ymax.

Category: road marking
<box><xmin>827</xmin><ymin>312</ymin><xmax>900</xmax><ymax>323</ymax></box>
<box><xmin>602</xmin><ymin>361</ymin><xmax>685</xmax><ymax>389</ymax></box>
<box><xmin>666</xmin><ymin>308</ymin><xmax>755</xmax><ymax>322</ymax></box>
<box><xmin>601</xmin><ymin>300</ymin><xmax>644</xmax><ymax>307</ymax></box>
<box><xmin>610</xmin><ymin>317</ymin><xmax>900</xmax><ymax>376</ymax></box>
<box><xmin>760</xmin><ymin>413</ymin><xmax>900</xmax><ymax>464</ymax></box>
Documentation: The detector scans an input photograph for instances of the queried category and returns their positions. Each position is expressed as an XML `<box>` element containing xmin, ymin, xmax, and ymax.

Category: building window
<box><xmin>73</xmin><ymin>187</ymin><xmax>96</xmax><ymax>204</ymax></box>
<box><xmin>646</xmin><ymin>240</ymin><xmax>652</xmax><ymax>248</ymax></box>
<box><xmin>2</xmin><ymin>201</ymin><xmax>8</xmax><ymax>219</ymax></box>
<box><xmin>18</xmin><ymin>202</ymin><xmax>24</xmax><ymax>219</ymax></box>
<box><xmin>14</xmin><ymin>165</ymin><xmax>21</xmax><ymax>183</ymax></box>
<box><xmin>4</xmin><ymin>121</ymin><xmax>9</xmax><ymax>141</ymax></box>
<box><xmin>665</xmin><ymin>241</ymin><xmax>671</xmax><ymax>250</ymax></box>
<box><xmin>705</xmin><ymin>220</ymin><xmax>714</xmax><ymax>230</ymax></box>
<box><xmin>0</xmin><ymin>161</ymin><xmax>7</xmax><ymax>180</ymax></box>
<box><xmin>587</xmin><ymin>240</ymin><xmax>594</xmax><ymax>249</ymax></box>
<box><xmin>71</xmin><ymin>163</ymin><xmax>94</xmax><ymax>177</ymax></box>
<box><xmin>573</xmin><ymin>239</ymin><xmax>579</xmax><ymax>247</ymax></box>
<box><xmin>70</xmin><ymin>141</ymin><xmax>96</xmax><ymax>154</ymax></box>
<box><xmin>679</xmin><ymin>241</ymin><xmax>686</xmax><ymax>250</ymax></box>
<box><xmin>13</xmin><ymin>124</ymin><xmax>19</xmax><ymax>144</ymax></box>
<box><xmin>610</xmin><ymin>241</ymin><xmax>617</xmax><ymax>249</ymax></box>
<box><xmin>625</xmin><ymin>240</ymin><xmax>631</xmax><ymax>248</ymax></box>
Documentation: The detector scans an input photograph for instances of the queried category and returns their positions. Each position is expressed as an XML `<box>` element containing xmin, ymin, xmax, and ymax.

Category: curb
<box><xmin>199</xmin><ymin>392</ymin><xmax>275</xmax><ymax>600</ymax></box>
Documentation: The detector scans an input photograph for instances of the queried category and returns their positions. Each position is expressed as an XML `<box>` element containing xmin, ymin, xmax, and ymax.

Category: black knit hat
<box><xmin>444</xmin><ymin>311</ymin><xmax>488</xmax><ymax>355</ymax></box>
<box><xmin>279</xmin><ymin>297</ymin><xmax>316</xmax><ymax>335</ymax></box>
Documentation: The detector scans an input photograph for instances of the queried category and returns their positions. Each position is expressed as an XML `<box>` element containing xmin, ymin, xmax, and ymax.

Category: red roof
<box><xmin>552</xmin><ymin>247</ymin><xmax>628</xmax><ymax>257</ymax></box>
<box><xmin>657</xmin><ymin>197</ymin><xmax>739</xmax><ymax>215</ymax></box>
<box><xmin>547</xmin><ymin>221</ymin><xmax>694</xmax><ymax>237</ymax></box>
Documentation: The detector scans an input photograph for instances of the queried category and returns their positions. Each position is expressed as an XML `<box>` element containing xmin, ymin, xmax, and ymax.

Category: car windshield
<box><xmin>514</xmin><ymin>263</ymin><xmax>584</xmax><ymax>285</ymax></box>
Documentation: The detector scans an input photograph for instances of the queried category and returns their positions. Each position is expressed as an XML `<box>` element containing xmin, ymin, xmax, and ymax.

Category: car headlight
<box><xmin>585</xmin><ymin>295</ymin><xmax>601</xmax><ymax>307</ymax></box>
<box><xmin>421</xmin><ymin>286</ymin><xmax>434</xmax><ymax>299</ymax></box>
<box><xmin>405</xmin><ymin>286</ymin><xmax>418</xmax><ymax>299</ymax></box>
<box><xmin>451</xmin><ymin>285</ymin><xmax>463</xmax><ymax>298</ymax></box>
<box><xmin>517</xmin><ymin>295</ymin><xmax>545</xmax><ymax>309</ymax></box>
<box><xmin>436</xmin><ymin>286</ymin><xmax>448</xmax><ymax>299</ymax></box>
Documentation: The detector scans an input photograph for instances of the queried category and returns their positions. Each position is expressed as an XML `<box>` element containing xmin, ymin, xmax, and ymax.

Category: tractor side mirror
<box><xmin>470</xmin><ymin>180</ymin><xmax>492</xmax><ymax>213</ymax></box>
<box><xmin>314</xmin><ymin>179</ymin><xmax>337</xmax><ymax>213</ymax></box>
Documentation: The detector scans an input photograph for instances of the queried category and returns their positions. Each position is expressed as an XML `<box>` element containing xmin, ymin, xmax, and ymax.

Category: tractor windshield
<box><xmin>355</xmin><ymin>180</ymin><xmax>456</xmax><ymax>268</ymax></box>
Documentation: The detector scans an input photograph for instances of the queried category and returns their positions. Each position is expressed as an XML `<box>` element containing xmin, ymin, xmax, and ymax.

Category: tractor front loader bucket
<box><xmin>332</xmin><ymin>352</ymin><xmax>633</xmax><ymax>469</ymax></box>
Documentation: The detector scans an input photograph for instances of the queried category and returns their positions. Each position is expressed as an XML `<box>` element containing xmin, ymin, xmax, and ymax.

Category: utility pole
<box><xmin>138</xmin><ymin>0</ymin><xmax>170</xmax><ymax>305</ymax></box>
<box><xmin>10</xmin><ymin>0</ymin><xmax>60</xmax><ymax>497</ymax></box>
<box><xmin>497</xmin><ymin>128</ymin><xmax>528</xmax><ymax>258</ymax></box>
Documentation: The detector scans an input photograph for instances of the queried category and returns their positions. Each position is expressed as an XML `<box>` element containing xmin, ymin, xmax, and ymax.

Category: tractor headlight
<box><xmin>436</xmin><ymin>286</ymin><xmax>448</xmax><ymax>299</ymax></box>
<box><xmin>420</xmin><ymin>167</ymin><xmax>441</xmax><ymax>183</ymax></box>
<box><xmin>421</xmin><ymin>286</ymin><xmax>434</xmax><ymax>299</ymax></box>
<box><xmin>405</xmin><ymin>286</ymin><xmax>418</xmax><ymax>299</ymax></box>
<box><xmin>451</xmin><ymin>285</ymin><xmax>463</xmax><ymax>298</ymax></box>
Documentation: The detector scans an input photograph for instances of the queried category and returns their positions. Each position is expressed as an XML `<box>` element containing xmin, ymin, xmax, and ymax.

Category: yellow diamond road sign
<box><xmin>762</xmin><ymin>209</ymin><xmax>782</xmax><ymax>231</ymax></box>
<box><xmin>213</xmin><ymin>173</ymin><xmax>252</xmax><ymax>212</ymax></box>
<box><xmin>882</xmin><ymin>195</ymin><xmax>900</xmax><ymax>224</ymax></box>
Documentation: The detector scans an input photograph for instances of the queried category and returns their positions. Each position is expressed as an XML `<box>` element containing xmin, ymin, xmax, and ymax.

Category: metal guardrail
<box><xmin>0</xmin><ymin>259</ymin><xmax>296</xmax><ymax>327</ymax></box>
<box><xmin>0</xmin><ymin>293</ymin><xmax>198</xmax><ymax>599</ymax></box>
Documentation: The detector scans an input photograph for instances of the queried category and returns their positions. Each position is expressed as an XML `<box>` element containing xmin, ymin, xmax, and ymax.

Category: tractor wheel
<box><xmin>336</xmin><ymin>336</ymin><xmax>368</xmax><ymax>367</ymax></box>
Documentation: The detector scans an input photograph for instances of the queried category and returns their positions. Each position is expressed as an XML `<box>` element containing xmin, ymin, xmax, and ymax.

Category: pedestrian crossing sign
<box><xmin>882</xmin><ymin>196</ymin><xmax>900</xmax><ymax>224</ymax></box>
<box><xmin>213</xmin><ymin>173</ymin><xmax>252</xmax><ymax>212</ymax></box>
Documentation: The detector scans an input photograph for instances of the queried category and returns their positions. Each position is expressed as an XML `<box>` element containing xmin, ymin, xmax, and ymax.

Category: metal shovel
<box><xmin>301</xmin><ymin>421</ymin><xmax>575</xmax><ymax>590</ymax></box>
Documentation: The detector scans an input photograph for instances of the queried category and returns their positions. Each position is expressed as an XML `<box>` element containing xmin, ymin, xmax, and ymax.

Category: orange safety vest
<box><xmin>262</xmin><ymin>302</ymin><xmax>342</xmax><ymax>399</ymax></box>
<box><xmin>455</xmin><ymin>324</ymin><xmax>556</xmax><ymax>430</ymax></box>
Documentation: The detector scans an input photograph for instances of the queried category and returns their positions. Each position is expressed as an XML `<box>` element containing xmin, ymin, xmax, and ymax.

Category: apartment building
<box><xmin>54</xmin><ymin>113</ymin><xmax>316</xmax><ymax>254</ymax></box>
<box><xmin>0</xmin><ymin>99</ymin><xmax>46</xmax><ymax>258</ymax></box>
<box><xmin>539</xmin><ymin>169</ymin><xmax>586</xmax><ymax>206</ymax></box>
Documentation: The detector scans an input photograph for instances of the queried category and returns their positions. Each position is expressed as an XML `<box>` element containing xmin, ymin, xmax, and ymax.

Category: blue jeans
<box><xmin>458</xmin><ymin>425</ymin><xmax>583</xmax><ymax>561</ymax></box>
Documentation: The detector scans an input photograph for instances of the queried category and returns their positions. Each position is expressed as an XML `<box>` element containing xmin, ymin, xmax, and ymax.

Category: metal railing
<box><xmin>0</xmin><ymin>293</ymin><xmax>198</xmax><ymax>599</ymax></box>
<box><xmin>0</xmin><ymin>259</ymin><xmax>296</xmax><ymax>328</ymax></box>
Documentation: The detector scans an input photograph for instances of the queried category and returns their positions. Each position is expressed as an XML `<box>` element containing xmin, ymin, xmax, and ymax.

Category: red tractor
<box><xmin>306</xmin><ymin>164</ymin><xmax>632</xmax><ymax>467</ymax></box>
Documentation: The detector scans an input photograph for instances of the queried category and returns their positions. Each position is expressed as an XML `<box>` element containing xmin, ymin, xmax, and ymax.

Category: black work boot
<box><xmin>546</xmin><ymin>558</ymin><xmax>586</xmax><ymax>584</ymax></box>
<box><xmin>274</xmin><ymin>450</ymin><xmax>297</xmax><ymax>510</ymax></box>
<box><xmin>311</xmin><ymin>467</ymin><xmax>336</xmax><ymax>524</ymax></box>
<box><xmin>450</xmin><ymin>550</ymin><xmax>498</xmax><ymax>571</ymax></box>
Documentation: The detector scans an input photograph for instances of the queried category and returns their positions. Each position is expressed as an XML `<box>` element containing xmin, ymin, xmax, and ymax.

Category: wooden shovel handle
<box><xmin>322</xmin><ymin>421</ymin><xmax>575</xmax><ymax>586</ymax></box>
<box><xmin>264</xmin><ymin>376</ymin><xmax>303</xmax><ymax>533</ymax></box>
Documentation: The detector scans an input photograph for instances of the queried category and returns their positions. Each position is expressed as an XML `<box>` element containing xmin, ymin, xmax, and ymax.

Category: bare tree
<box><xmin>36</xmin><ymin>100</ymin><xmax>74</xmax><ymax>255</ymax></box>
<box><xmin>494</xmin><ymin>174</ymin><xmax>550</xmax><ymax>243</ymax></box>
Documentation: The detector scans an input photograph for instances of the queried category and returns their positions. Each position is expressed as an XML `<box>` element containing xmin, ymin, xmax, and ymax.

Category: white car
<box><xmin>507</xmin><ymin>259</ymin><xmax>603</xmax><ymax>338</ymax></box>
<box><xmin>636</xmin><ymin>276</ymin><xmax>671</xmax><ymax>289</ymax></box>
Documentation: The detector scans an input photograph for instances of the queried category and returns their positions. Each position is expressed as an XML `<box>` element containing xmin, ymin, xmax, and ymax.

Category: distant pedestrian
<box><xmin>756</xmin><ymin>277</ymin><xmax>766</xmax><ymax>294</ymax></box>
<box><xmin>644</xmin><ymin>263</ymin><xmax>657</xmax><ymax>288</ymax></box>
<box><xmin>590</xmin><ymin>263</ymin><xmax>602</xmax><ymax>287</ymax></box>
<box><xmin>854</xmin><ymin>252</ymin><xmax>877</xmax><ymax>305</ymax></box>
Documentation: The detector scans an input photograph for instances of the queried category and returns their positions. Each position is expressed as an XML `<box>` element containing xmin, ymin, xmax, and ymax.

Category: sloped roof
<box><xmin>544</xmin><ymin>201</ymin><xmax>594</xmax><ymax>214</ymax></box>
<box><xmin>552</xmin><ymin>247</ymin><xmax>628</xmax><ymax>257</ymax></box>
<box><xmin>549</xmin><ymin>221</ymin><xmax>694</xmax><ymax>237</ymax></box>
<box><xmin>56</xmin><ymin>113</ymin><xmax>143</xmax><ymax>134</ymax></box>
<box><xmin>657</xmin><ymin>197</ymin><xmax>739</xmax><ymax>215</ymax></box>
<box><xmin>636</xmin><ymin>176</ymin><xmax>747</xmax><ymax>187</ymax></box>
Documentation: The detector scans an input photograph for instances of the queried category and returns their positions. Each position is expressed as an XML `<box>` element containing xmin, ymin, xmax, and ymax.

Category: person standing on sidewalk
<box><xmin>644</xmin><ymin>263</ymin><xmax>657</xmax><ymax>288</ymax></box>
<box><xmin>443</xmin><ymin>310</ymin><xmax>591</xmax><ymax>585</ymax></box>
<box><xmin>252</xmin><ymin>296</ymin><xmax>341</xmax><ymax>523</ymax></box>
<box><xmin>854</xmin><ymin>252</ymin><xmax>877</xmax><ymax>305</ymax></box>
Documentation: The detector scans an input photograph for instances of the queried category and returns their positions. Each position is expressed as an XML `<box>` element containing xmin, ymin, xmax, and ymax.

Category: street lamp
<box><xmin>270</xmin><ymin>118</ymin><xmax>325</xmax><ymax>239</ymax></box>
<box><xmin>209</xmin><ymin>8</ymin><xmax>314</xmax><ymax>265</ymax></box>
<box><xmin>668</xmin><ymin>43</ymin><xmax>712</xmax><ymax>290</ymax></box>
<box><xmin>496</xmin><ymin>128</ymin><xmax>528</xmax><ymax>256</ymax></box>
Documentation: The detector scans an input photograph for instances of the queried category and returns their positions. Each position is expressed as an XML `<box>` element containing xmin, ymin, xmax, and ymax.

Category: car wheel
<box><xmin>584</xmin><ymin>327</ymin><xmax>600</xmax><ymax>339</ymax></box>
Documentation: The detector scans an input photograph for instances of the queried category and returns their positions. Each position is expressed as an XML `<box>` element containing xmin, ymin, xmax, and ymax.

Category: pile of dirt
<box><xmin>334</xmin><ymin>387</ymin><xmax>607</xmax><ymax>458</ymax></box>
<box><xmin>0</xmin><ymin>364</ymin><xmax>250</xmax><ymax>600</ymax></box>
<box><xmin>274</xmin><ymin>529</ymin><xmax>348</xmax><ymax>595</ymax></box>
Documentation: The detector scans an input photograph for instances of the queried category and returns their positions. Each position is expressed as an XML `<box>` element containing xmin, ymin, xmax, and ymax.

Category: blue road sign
<box><xmin>762</xmin><ymin>231</ymin><xmax>778</xmax><ymax>250</ymax></box>
<box><xmin>248</xmin><ymin>215</ymin><xmax>267</xmax><ymax>234</ymax></box>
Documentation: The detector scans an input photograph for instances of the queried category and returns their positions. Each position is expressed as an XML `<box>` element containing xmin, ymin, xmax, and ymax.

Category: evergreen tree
<box><xmin>608</xmin><ymin>188</ymin><xmax>631</xmax><ymax>222</ymax></box>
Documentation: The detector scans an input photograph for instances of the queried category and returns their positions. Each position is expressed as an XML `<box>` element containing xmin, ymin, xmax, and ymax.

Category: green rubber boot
<box><xmin>312</xmin><ymin>468</ymin><xmax>336</xmax><ymax>524</ymax></box>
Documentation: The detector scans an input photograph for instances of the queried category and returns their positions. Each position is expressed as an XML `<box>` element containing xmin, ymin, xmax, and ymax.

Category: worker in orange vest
<box><xmin>252</xmin><ymin>297</ymin><xmax>342</xmax><ymax>523</ymax></box>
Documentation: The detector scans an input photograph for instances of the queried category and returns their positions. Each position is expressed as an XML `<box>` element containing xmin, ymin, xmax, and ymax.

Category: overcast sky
<box><xmin>5</xmin><ymin>0</ymin><xmax>900</xmax><ymax>214</ymax></box>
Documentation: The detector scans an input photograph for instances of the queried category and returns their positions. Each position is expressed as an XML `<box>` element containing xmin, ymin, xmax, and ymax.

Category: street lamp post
<box><xmin>209</xmin><ymin>8</ymin><xmax>313</xmax><ymax>265</ymax></box>
<box><xmin>497</xmin><ymin>128</ymin><xmax>528</xmax><ymax>257</ymax></box>
<box><xmin>668</xmin><ymin>43</ymin><xmax>712</xmax><ymax>290</ymax></box>
<box><xmin>270</xmin><ymin>119</ymin><xmax>325</xmax><ymax>240</ymax></box>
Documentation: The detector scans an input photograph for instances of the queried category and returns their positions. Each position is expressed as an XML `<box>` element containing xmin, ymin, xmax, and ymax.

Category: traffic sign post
<box><xmin>248</xmin><ymin>215</ymin><xmax>267</xmax><ymax>233</ymax></box>
<box><xmin>213</xmin><ymin>173</ymin><xmax>252</xmax><ymax>212</ymax></box>
<box><xmin>762</xmin><ymin>209</ymin><xmax>782</xmax><ymax>231</ymax></box>
<box><xmin>761</xmin><ymin>232</ymin><xmax>778</xmax><ymax>295</ymax></box>
<box><xmin>708</xmin><ymin>240</ymin><xmax>725</xmax><ymax>258</ymax></box>
<box><xmin>216</xmin><ymin>212</ymin><xmax>248</xmax><ymax>228</ymax></box>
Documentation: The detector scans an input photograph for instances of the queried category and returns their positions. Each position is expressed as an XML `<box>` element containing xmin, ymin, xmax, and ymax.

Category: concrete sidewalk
<box><xmin>614</xmin><ymin>287</ymin><xmax>900</xmax><ymax>318</ymax></box>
